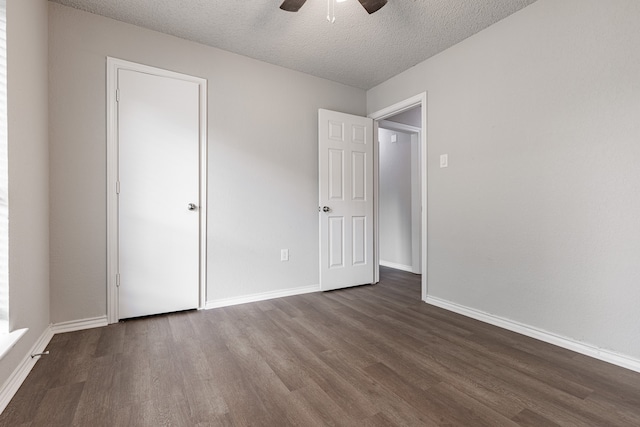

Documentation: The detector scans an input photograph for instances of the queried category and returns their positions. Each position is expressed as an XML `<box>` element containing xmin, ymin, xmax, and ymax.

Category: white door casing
<box><xmin>107</xmin><ymin>58</ymin><xmax>207</xmax><ymax>322</ymax></box>
<box><xmin>319</xmin><ymin>109</ymin><xmax>374</xmax><ymax>291</ymax></box>
<box><xmin>369</xmin><ymin>93</ymin><xmax>428</xmax><ymax>300</ymax></box>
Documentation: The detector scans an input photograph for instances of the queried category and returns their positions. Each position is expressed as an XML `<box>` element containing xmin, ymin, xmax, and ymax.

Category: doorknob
<box><xmin>321</xmin><ymin>206</ymin><xmax>331</xmax><ymax>213</ymax></box>
<box><xmin>188</xmin><ymin>203</ymin><xmax>197</xmax><ymax>211</ymax></box>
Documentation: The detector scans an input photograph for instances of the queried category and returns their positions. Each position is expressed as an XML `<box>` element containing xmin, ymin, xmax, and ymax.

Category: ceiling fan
<box><xmin>280</xmin><ymin>0</ymin><xmax>388</xmax><ymax>15</ymax></box>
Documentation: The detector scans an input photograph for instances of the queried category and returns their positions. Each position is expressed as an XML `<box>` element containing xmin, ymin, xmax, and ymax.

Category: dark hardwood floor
<box><xmin>2</xmin><ymin>267</ymin><xmax>640</xmax><ymax>426</ymax></box>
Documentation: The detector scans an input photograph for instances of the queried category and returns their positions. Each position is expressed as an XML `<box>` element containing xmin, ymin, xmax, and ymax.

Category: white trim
<box><xmin>106</xmin><ymin>58</ymin><xmax>119</xmax><ymax>324</ymax></box>
<box><xmin>1</xmin><ymin>317</ymin><xmax>107</xmax><ymax>414</ymax></box>
<box><xmin>372</xmin><ymin>123</ymin><xmax>380</xmax><ymax>284</ymax></box>
<box><xmin>379</xmin><ymin>260</ymin><xmax>414</xmax><ymax>273</ymax></box>
<box><xmin>369</xmin><ymin>94</ymin><xmax>425</xmax><ymax>120</ymax></box>
<box><xmin>0</xmin><ymin>326</ymin><xmax>53</xmax><ymax>414</ymax></box>
<box><xmin>369</xmin><ymin>92</ymin><xmax>428</xmax><ymax>300</ymax></box>
<box><xmin>197</xmin><ymin>74</ymin><xmax>209</xmax><ymax>312</ymax></box>
<box><xmin>0</xmin><ymin>328</ymin><xmax>27</xmax><ymax>361</ymax></box>
<box><xmin>426</xmin><ymin>296</ymin><xmax>640</xmax><ymax>374</ymax></box>
<box><xmin>50</xmin><ymin>316</ymin><xmax>108</xmax><ymax>334</ymax></box>
<box><xmin>106</xmin><ymin>57</ymin><xmax>208</xmax><ymax>323</ymax></box>
<box><xmin>409</xmin><ymin>133</ymin><xmax>421</xmax><ymax>274</ymax></box>
<box><xmin>378</xmin><ymin>120</ymin><xmax>421</xmax><ymax>134</ymax></box>
<box><xmin>205</xmin><ymin>285</ymin><xmax>320</xmax><ymax>310</ymax></box>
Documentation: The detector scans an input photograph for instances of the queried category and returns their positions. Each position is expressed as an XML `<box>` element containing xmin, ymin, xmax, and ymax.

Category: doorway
<box><xmin>369</xmin><ymin>93</ymin><xmax>427</xmax><ymax>300</ymax></box>
<box><xmin>106</xmin><ymin>58</ymin><xmax>208</xmax><ymax>323</ymax></box>
<box><xmin>378</xmin><ymin>115</ymin><xmax>421</xmax><ymax>275</ymax></box>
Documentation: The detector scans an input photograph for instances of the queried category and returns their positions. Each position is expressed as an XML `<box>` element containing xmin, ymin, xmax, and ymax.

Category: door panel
<box><xmin>352</xmin><ymin>216</ymin><xmax>367</xmax><ymax>266</ymax></box>
<box><xmin>352</xmin><ymin>151</ymin><xmax>366</xmax><ymax>200</ymax></box>
<box><xmin>329</xmin><ymin>217</ymin><xmax>344</xmax><ymax>268</ymax></box>
<box><xmin>319</xmin><ymin>109</ymin><xmax>374</xmax><ymax>291</ymax></box>
<box><xmin>329</xmin><ymin>149</ymin><xmax>344</xmax><ymax>200</ymax></box>
<box><xmin>118</xmin><ymin>69</ymin><xmax>200</xmax><ymax>319</ymax></box>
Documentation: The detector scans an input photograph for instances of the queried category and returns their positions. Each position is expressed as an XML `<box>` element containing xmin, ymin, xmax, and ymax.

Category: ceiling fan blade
<box><xmin>280</xmin><ymin>0</ymin><xmax>307</xmax><ymax>12</ymax></box>
<box><xmin>357</xmin><ymin>0</ymin><xmax>387</xmax><ymax>14</ymax></box>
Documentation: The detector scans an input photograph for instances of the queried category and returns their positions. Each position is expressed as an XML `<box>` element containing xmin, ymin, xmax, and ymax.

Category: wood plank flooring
<box><xmin>2</xmin><ymin>267</ymin><xmax>640</xmax><ymax>426</ymax></box>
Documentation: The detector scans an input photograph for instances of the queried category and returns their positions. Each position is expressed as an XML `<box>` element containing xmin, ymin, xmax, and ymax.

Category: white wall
<box><xmin>387</xmin><ymin>106</ymin><xmax>421</xmax><ymax>128</ymax></box>
<box><xmin>368</xmin><ymin>0</ymin><xmax>640</xmax><ymax>359</ymax></box>
<box><xmin>0</xmin><ymin>0</ymin><xmax>50</xmax><ymax>384</ymax></box>
<box><xmin>48</xmin><ymin>3</ymin><xmax>366</xmax><ymax>322</ymax></box>
<box><xmin>378</xmin><ymin>128</ymin><xmax>412</xmax><ymax>268</ymax></box>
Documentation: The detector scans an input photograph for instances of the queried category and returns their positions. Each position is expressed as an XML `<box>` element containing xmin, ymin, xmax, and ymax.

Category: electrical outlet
<box><xmin>281</xmin><ymin>249</ymin><xmax>289</xmax><ymax>262</ymax></box>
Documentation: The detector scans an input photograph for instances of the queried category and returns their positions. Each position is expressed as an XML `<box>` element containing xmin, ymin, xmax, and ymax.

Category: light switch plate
<box><xmin>440</xmin><ymin>154</ymin><xmax>448</xmax><ymax>168</ymax></box>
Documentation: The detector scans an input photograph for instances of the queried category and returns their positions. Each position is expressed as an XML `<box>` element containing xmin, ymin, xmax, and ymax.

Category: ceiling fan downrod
<box><xmin>327</xmin><ymin>0</ymin><xmax>336</xmax><ymax>23</ymax></box>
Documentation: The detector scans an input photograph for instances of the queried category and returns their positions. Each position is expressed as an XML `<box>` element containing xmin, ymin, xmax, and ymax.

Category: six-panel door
<box><xmin>319</xmin><ymin>109</ymin><xmax>374</xmax><ymax>291</ymax></box>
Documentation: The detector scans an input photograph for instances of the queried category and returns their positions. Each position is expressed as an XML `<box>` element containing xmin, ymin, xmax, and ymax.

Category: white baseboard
<box><xmin>380</xmin><ymin>260</ymin><xmax>414</xmax><ymax>273</ymax></box>
<box><xmin>0</xmin><ymin>326</ymin><xmax>54</xmax><ymax>414</ymax></box>
<box><xmin>0</xmin><ymin>316</ymin><xmax>108</xmax><ymax>415</ymax></box>
<box><xmin>50</xmin><ymin>316</ymin><xmax>108</xmax><ymax>334</ymax></box>
<box><xmin>206</xmin><ymin>284</ymin><xmax>320</xmax><ymax>310</ymax></box>
<box><xmin>425</xmin><ymin>296</ymin><xmax>640</xmax><ymax>374</ymax></box>
<box><xmin>380</xmin><ymin>260</ymin><xmax>413</xmax><ymax>273</ymax></box>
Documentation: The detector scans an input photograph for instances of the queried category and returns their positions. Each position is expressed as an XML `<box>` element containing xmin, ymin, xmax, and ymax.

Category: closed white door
<box><xmin>118</xmin><ymin>69</ymin><xmax>200</xmax><ymax>319</ymax></box>
<box><xmin>319</xmin><ymin>109</ymin><xmax>374</xmax><ymax>291</ymax></box>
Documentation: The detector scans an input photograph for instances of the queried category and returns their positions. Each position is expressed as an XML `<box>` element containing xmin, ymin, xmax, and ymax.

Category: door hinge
<box><xmin>116</xmin><ymin>181</ymin><xmax>120</xmax><ymax>194</ymax></box>
<box><xmin>116</xmin><ymin>89</ymin><xmax>120</xmax><ymax>102</ymax></box>
<box><xmin>116</xmin><ymin>273</ymin><xmax>121</xmax><ymax>287</ymax></box>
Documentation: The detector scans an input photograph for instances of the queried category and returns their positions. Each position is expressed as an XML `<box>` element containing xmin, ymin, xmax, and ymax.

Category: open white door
<box><xmin>319</xmin><ymin>109</ymin><xmax>374</xmax><ymax>291</ymax></box>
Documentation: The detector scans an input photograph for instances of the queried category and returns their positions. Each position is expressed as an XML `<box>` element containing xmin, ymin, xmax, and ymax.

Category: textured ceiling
<box><xmin>50</xmin><ymin>0</ymin><xmax>538</xmax><ymax>90</ymax></box>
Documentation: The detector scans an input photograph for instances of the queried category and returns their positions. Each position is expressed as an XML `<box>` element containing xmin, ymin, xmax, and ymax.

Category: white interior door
<box><xmin>319</xmin><ymin>109</ymin><xmax>374</xmax><ymax>291</ymax></box>
<box><xmin>118</xmin><ymin>69</ymin><xmax>200</xmax><ymax>319</ymax></box>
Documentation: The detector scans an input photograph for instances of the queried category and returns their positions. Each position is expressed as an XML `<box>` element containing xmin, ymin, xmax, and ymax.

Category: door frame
<box><xmin>369</xmin><ymin>92</ymin><xmax>428</xmax><ymax>300</ymax></box>
<box><xmin>106</xmin><ymin>57</ymin><xmax>208</xmax><ymax>324</ymax></box>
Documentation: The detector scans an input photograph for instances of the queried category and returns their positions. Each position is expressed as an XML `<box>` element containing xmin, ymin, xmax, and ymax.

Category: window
<box><xmin>0</xmin><ymin>0</ymin><xmax>28</xmax><ymax>360</ymax></box>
